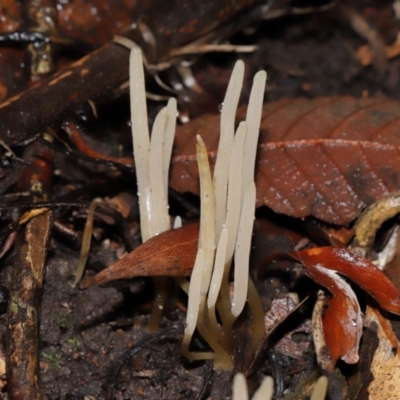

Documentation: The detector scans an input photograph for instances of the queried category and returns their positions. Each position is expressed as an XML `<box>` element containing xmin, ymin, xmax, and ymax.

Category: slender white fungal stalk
<box><xmin>213</xmin><ymin>61</ymin><xmax>244</xmax><ymax>240</ymax></box>
<box><xmin>219</xmin><ymin>121</ymin><xmax>247</xmax><ymax>317</ymax></box>
<box><xmin>233</xmin><ymin>374</ymin><xmax>274</xmax><ymax>400</ymax></box>
<box><xmin>207</xmin><ymin>228</ymin><xmax>228</xmax><ymax>310</ymax></box>
<box><xmin>232</xmin><ymin>181</ymin><xmax>256</xmax><ymax>317</ymax></box>
<box><xmin>196</xmin><ymin>135</ymin><xmax>216</xmax><ymax>298</ymax></box>
<box><xmin>184</xmin><ymin>250</ymin><xmax>205</xmax><ymax>332</ymax></box>
<box><xmin>225</xmin><ymin>121</ymin><xmax>247</xmax><ymax>261</ymax></box>
<box><xmin>183</xmin><ymin>137</ymin><xmax>231</xmax><ymax>366</ymax></box>
<box><xmin>130</xmin><ymin>47</ymin><xmax>152</xmax><ymax>242</ymax></box>
<box><xmin>182</xmin><ymin>249</ymin><xmax>213</xmax><ymax>360</ymax></box>
<box><xmin>247</xmin><ymin>277</ymin><xmax>266</xmax><ymax>349</ymax></box>
<box><xmin>184</xmin><ymin>61</ymin><xmax>266</xmax><ymax>367</ymax></box>
<box><xmin>129</xmin><ymin>47</ymin><xmax>178</xmax><ymax>332</ymax></box>
<box><xmin>149</xmin><ymin>107</ymin><xmax>169</xmax><ymax>235</ymax></box>
<box><xmin>207</xmin><ymin>228</ymin><xmax>229</xmax><ymax>341</ymax></box>
<box><xmin>163</xmin><ymin>98</ymin><xmax>177</xmax><ymax>198</ymax></box>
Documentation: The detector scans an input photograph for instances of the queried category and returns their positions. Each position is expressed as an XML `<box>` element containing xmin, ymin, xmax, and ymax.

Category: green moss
<box><xmin>54</xmin><ymin>314</ymin><xmax>76</xmax><ymax>330</ymax></box>
<box><xmin>41</xmin><ymin>352</ymin><xmax>62</xmax><ymax>370</ymax></box>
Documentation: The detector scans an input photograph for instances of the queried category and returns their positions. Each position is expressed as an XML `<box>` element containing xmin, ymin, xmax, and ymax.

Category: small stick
<box><xmin>6</xmin><ymin>142</ymin><xmax>53</xmax><ymax>399</ymax></box>
<box><xmin>1</xmin><ymin>0</ymin><xmax>265</xmax><ymax>148</ymax></box>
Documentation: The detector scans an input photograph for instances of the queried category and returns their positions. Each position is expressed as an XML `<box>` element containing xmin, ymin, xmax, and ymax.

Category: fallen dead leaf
<box><xmin>80</xmin><ymin>223</ymin><xmax>199</xmax><ymax>288</ymax></box>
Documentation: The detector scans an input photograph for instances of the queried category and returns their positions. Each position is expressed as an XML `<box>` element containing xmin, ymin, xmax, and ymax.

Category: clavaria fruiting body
<box><xmin>129</xmin><ymin>47</ymin><xmax>177</xmax><ymax>331</ymax></box>
<box><xmin>232</xmin><ymin>373</ymin><xmax>328</xmax><ymax>400</ymax></box>
<box><xmin>77</xmin><ymin>46</ymin><xmax>267</xmax><ymax>370</ymax></box>
<box><xmin>182</xmin><ymin>60</ymin><xmax>267</xmax><ymax>368</ymax></box>
<box><xmin>233</xmin><ymin>373</ymin><xmax>274</xmax><ymax>400</ymax></box>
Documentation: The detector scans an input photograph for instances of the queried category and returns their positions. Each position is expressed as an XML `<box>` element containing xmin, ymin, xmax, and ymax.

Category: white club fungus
<box><xmin>129</xmin><ymin>47</ymin><xmax>178</xmax><ymax>331</ymax></box>
<box><xmin>183</xmin><ymin>59</ymin><xmax>266</xmax><ymax>367</ymax></box>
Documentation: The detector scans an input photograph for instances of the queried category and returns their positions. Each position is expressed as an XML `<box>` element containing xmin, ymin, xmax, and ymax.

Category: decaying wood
<box><xmin>1</xmin><ymin>42</ymin><xmax>130</xmax><ymax>147</ymax></box>
<box><xmin>6</xmin><ymin>142</ymin><xmax>53</xmax><ymax>400</ymax></box>
<box><xmin>1</xmin><ymin>0</ymin><xmax>266</xmax><ymax>148</ymax></box>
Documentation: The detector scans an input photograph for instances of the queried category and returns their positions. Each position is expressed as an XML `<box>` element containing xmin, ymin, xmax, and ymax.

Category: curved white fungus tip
<box><xmin>252</xmin><ymin>376</ymin><xmax>274</xmax><ymax>400</ymax></box>
<box><xmin>173</xmin><ymin>216</ymin><xmax>182</xmax><ymax>229</ymax></box>
<box><xmin>113</xmin><ymin>35</ymin><xmax>138</xmax><ymax>50</ymax></box>
<box><xmin>225</xmin><ymin>121</ymin><xmax>247</xmax><ymax>262</ymax></box>
<box><xmin>214</xmin><ymin>60</ymin><xmax>245</xmax><ymax>238</ymax></box>
<box><xmin>233</xmin><ymin>373</ymin><xmax>249</xmax><ymax>400</ymax></box>
<box><xmin>242</xmin><ymin>69</ymin><xmax>266</xmax><ymax>195</ymax></box>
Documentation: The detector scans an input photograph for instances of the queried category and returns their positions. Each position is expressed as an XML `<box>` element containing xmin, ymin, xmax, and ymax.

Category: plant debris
<box><xmin>2</xmin><ymin>1</ymin><xmax>400</xmax><ymax>399</ymax></box>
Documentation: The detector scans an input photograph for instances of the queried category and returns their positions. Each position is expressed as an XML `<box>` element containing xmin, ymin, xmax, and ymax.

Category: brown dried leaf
<box><xmin>80</xmin><ymin>223</ymin><xmax>199</xmax><ymax>288</ymax></box>
<box><xmin>68</xmin><ymin>96</ymin><xmax>400</xmax><ymax>225</ymax></box>
<box><xmin>171</xmin><ymin>97</ymin><xmax>400</xmax><ymax>224</ymax></box>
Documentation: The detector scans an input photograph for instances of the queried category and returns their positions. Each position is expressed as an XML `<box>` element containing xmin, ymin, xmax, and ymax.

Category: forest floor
<box><xmin>1</xmin><ymin>1</ymin><xmax>400</xmax><ymax>399</ymax></box>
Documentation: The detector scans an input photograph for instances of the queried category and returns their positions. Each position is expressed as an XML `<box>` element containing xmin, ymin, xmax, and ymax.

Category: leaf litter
<box><xmin>3</xmin><ymin>1</ymin><xmax>400</xmax><ymax>399</ymax></box>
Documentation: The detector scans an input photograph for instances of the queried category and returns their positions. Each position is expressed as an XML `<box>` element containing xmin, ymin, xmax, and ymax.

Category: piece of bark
<box><xmin>1</xmin><ymin>41</ymin><xmax>130</xmax><ymax>147</ymax></box>
<box><xmin>364</xmin><ymin>307</ymin><xmax>400</xmax><ymax>399</ymax></box>
<box><xmin>6</xmin><ymin>142</ymin><xmax>53</xmax><ymax>400</ymax></box>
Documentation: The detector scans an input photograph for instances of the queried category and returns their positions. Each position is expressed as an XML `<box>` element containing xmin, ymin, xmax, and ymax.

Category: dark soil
<box><xmin>1</xmin><ymin>1</ymin><xmax>399</xmax><ymax>399</ymax></box>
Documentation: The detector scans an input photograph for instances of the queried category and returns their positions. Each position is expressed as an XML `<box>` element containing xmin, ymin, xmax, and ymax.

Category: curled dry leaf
<box><xmin>289</xmin><ymin>247</ymin><xmax>400</xmax><ymax>363</ymax></box>
<box><xmin>80</xmin><ymin>223</ymin><xmax>199</xmax><ymax>288</ymax></box>
<box><xmin>289</xmin><ymin>247</ymin><xmax>400</xmax><ymax>315</ymax></box>
<box><xmin>313</xmin><ymin>286</ymin><xmax>362</xmax><ymax>365</ymax></box>
<box><xmin>354</xmin><ymin>191</ymin><xmax>400</xmax><ymax>248</ymax></box>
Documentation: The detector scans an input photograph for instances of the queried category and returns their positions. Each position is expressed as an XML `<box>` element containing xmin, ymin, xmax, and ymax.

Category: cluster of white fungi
<box><xmin>128</xmin><ymin>46</ymin><xmax>328</xmax><ymax>398</ymax></box>
<box><xmin>130</xmin><ymin>46</ymin><xmax>266</xmax><ymax>368</ymax></box>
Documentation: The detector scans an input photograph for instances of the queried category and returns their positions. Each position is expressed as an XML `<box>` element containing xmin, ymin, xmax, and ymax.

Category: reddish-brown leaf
<box><xmin>313</xmin><ymin>284</ymin><xmax>362</xmax><ymax>364</ymax></box>
<box><xmin>69</xmin><ymin>96</ymin><xmax>400</xmax><ymax>225</ymax></box>
<box><xmin>289</xmin><ymin>247</ymin><xmax>400</xmax><ymax>315</ymax></box>
<box><xmin>170</xmin><ymin>96</ymin><xmax>400</xmax><ymax>225</ymax></box>
<box><xmin>288</xmin><ymin>246</ymin><xmax>400</xmax><ymax>363</ymax></box>
<box><xmin>80</xmin><ymin>223</ymin><xmax>199</xmax><ymax>288</ymax></box>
